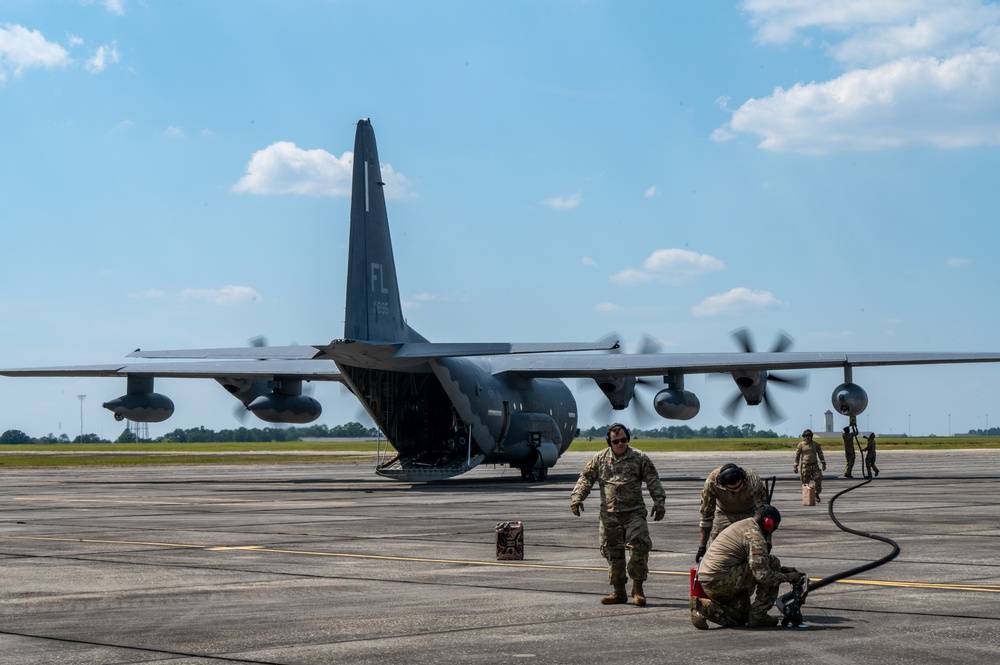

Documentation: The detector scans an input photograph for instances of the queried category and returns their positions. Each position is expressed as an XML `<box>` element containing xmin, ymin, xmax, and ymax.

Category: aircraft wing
<box><xmin>0</xmin><ymin>360</ymin><xmax>344</xmax><ymax>381</ymax></box>
<box><xmin>126</xmin><ymin>340</ymin><xmax>618</xmax><ymax>361</ymax></box>
<box><xmin>483</xmin><ymin>351</ymin><xmax>1000</xmax><ymax>378</ymax></box>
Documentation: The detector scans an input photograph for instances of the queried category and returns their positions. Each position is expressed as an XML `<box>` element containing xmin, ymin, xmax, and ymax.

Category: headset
<box><xmin>605</xmin><ymin>423</ymin><xmax>631</xmax><ymax>446</ymax></box>
<box><xmin>756</xmin><ymin>504</ymin><xmax>781</xmax><ymax>533</ymax></box>
<box><xmin>718</xmin><ymin>463</ymin><xmax>745</xmax><ymax>487</ymax></box>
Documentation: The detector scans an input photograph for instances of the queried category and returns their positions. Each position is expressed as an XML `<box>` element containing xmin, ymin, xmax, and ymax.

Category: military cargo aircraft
<box><xmin>5</xmin><ymin>119</ymin><xmax>1000</xmax><ymax>481</ymax></box>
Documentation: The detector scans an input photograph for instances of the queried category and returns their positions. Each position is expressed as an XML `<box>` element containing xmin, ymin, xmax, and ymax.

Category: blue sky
<box><xmin>3</xmin><ymin>0</ymin><xmax>1000</xmax><ymax>439</ymax></box>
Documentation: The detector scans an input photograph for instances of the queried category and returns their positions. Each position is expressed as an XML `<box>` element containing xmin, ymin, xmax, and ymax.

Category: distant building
<box><xmin>824</xmin><ymin>410</ymin><xmax>834</xmax><ymax>433</ymax></box>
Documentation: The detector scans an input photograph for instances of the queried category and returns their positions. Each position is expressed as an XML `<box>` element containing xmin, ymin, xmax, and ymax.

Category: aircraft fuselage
<box><xmin>340</xmin><ymin>356</ymin><xmax>577</xmax><ymax>480</ymax></box>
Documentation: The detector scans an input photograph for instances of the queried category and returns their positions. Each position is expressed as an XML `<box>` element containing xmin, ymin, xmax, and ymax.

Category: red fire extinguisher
<box><xmin>690</xmin><ymin>567</ymin><xmax>709</xmax><ymax>599</ymax></box>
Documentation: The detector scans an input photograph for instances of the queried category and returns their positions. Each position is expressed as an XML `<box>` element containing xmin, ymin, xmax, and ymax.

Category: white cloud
<box><xmin>103</xmin><ymin>0</ymin><xmax>126</xmax><ymax>15</ymax></box>
<box><xmin>165</xmin><ymin>126</ymin><xmax>183</xmax><ymax>138</ymax></box>
<box><xmin>946</xmin><ymin>257</ymin><xmax>972</xmax><ymax>266</ymax></box>
<box><xmin>402</xmin><ymin>292</ymin><xmax>439</xmax><ymax>311</ymax></box>
<box><xmin>719</xmin><ymin>51</ymin><xmax>1000</xmax><ymax>153</ymax></box>
<box><xmin>180</xmin><ymin>285</ymin><xmax>261</xmax><ymax>305</ymax></box>
<box><xmin>85</xmin><ymin>42</ymin><xmax>119</xmax><ymax>73</ymax></box>
<box><xmin>610</xmin><ymin>249</ymin><xmax>725</xmax><ymax>286</ymax></box>
<box><xmin>232</xmin><ymin>143</ymin><xmax>410</xmax><ymax>198</ymax></box>
<box><xmin>581</xmin><ymin>256</ymin><xmax>598</xmax><ymax>267</ymax></box>
<box><xmin>0</xmin><ymin>24</ymin><xmax>70</xmax><ymax>84</ymax></box>
<box><xmin>541</xmin><ymin>193</ymin><xmax>582</xmax><ymax>209</ymax></box>
<box><xmin>691</xmin><ymin>287</ymin><xmax>782</xmax><ymax>316</ymax></box>
<box><xmin>644</xmin><ymin>186</ymin><xmax>657</xmax><ymax>197</ymax></box>
<box><xmin>720</xmin><ymin>1</ymin><xmax>1000</xmax><ymax>153</ymax></box>
<box><xmin>595</xmin><ymin>302</ymin><xmax>623</xmax><ymax>313</ymax></box>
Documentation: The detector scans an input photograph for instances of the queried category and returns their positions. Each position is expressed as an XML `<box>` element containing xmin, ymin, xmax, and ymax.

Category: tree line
<box><xmin>0</xmin><ymin>422</ymin><xmax>380</xmax><ymax>445</ymax></box>
<box><xmin>579</xmin><ymin>423</ymin><xmax>782</xmax><ymax>440</ymax></box>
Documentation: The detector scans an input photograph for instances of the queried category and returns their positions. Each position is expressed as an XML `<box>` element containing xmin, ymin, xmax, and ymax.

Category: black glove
<box><xmin>785</xmin><ymin>571</ymin><xmax>805</xmax><ymax>583</ymax></box>
<box><xmin>695</xmin><ymin>545</ymin><xmax>706</xmax><ymax>562</ymax></box>
<box><xmin>650</xmin><ymin>505</ymin><xmax>665</xmax><ymax>522</ymax></box>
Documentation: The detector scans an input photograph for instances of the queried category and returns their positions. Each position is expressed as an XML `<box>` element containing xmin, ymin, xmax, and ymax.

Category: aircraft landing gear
<box><xmin>520</xmin><ymin>466</ymin><xmax>548</xmax><ymax>482</ymax></box>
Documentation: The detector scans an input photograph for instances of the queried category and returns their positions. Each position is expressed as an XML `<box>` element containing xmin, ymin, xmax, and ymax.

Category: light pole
<box><xmin>77</xmin><ymin>394</ymin><xmax>86</xmax><ymax>441</ymax></box>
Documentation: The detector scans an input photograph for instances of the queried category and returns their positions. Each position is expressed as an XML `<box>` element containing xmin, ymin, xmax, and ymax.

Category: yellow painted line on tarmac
<box><xmin>3</xmin><ymin>535</ymin><xmax>998</xmax><ymax>593</ymax></box>
<box><xmin>12</xmin><ymin>497</ymin><xmax>357</xmax><ymax>506</ymax></box>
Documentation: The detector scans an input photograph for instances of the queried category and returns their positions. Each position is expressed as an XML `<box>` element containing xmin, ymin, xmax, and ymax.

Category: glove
<box><xmin>793</xmin><ymin>467</ymin><xmax>798</xmax><ymax>473</ymax></box>
<box><xmin>570</xmin><ymin>501</ymin><xmax>584</xmax><ymax>516</ymax></box>
<box><xmin>695</xmin><ymin>545</ymin><xmax>706</xmax><ymax>562</ymax></box>
<box><xmin>822</xmin><ymin>463</ymin><xmax>827</xmax><ymax>471</ymax></box>
<box><xmin>650</xmin><ymin>505</ymin><xmax>665</xmax><ymax>522</ymax></box>
<box><xmin>785</xmin><ymin>571</ymin><xmax>805</xmax><ymax>583</ymax></box>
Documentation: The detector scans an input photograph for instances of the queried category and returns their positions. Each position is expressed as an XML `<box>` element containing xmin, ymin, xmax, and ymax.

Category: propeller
<box><xmin>578</xmin><ymin>332</ymin><xmax>663</xmax><ymax>428</ymax></box>
<box><xmin>719</xmin><ymin>327</ymin><xmax>808</xmax><ymax>424</ymax></box>
<box><xmin>231</xmin><ymin>335</ymin><xmax>315</xmax><ymax>424</ymax></box>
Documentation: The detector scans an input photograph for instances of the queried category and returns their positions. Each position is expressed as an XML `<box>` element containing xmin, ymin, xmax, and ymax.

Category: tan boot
<box><xmin>747</xmin><ymin>612</ymin><xmax>780</xmax><ymax>627</ymax></box>
<box><xmin>600</xmin><ymin>584</ymin><xmax>627</xmax><ymax>605</ymax></box>
<box><xmin>631</xmin><ymin>580</ymin><xmax>646</xmax><ymax>607</ymax></box>
<box><xmin>690</xmin><ymin>597</ymin><xmax>709</xmax><ymax>630</ymax></box>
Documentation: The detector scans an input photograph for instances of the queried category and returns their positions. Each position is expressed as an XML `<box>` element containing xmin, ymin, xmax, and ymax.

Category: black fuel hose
<box><xmin>777</xmin><ymin>477</ymin><xmax>901</xmax><ymax>626</ymax></box>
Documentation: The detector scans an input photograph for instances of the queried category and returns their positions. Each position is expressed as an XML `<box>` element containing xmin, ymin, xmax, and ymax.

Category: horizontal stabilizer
<box><xmin>127</xmin><ymin>346</ymin><xmax>321</xmax><ymax>360</ymax></box>
<box><xmin>391</xmin><ymin>340</ymin><xmax>619</xmax><ymax>359</ymax></box>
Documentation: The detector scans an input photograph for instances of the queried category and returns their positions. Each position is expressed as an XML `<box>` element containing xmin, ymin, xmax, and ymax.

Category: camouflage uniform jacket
<box><xmin>571</xmin><ymin>447</ymin><xmax>665</xmax><ymax>514</ymax></box>
<box><xmin>697</xmin><ymin>517</ymin><xmax>788</xmax><ymax>587</ymax></box>
<box><xmin>794</xmin><ymin>439</ymin><xmax>825</xmax><ymax>467</ymax></box>
<box><xmin>699</xmin><ymin>467</ymin><xmax>769</xmax><ymax>530</ymax></box>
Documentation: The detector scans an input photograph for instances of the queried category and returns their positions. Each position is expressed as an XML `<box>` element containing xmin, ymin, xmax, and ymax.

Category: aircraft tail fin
<box><xmin>345</xmin><ymin>119</ymin><xmax>425</xmax><ymax>344</ymax></box>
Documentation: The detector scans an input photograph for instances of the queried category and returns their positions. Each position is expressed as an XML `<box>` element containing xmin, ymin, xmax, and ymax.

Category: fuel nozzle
<box><xmin>777</xmin><ymin>574</ymin><xmax>809</xmax><ymax>627</ymax></box>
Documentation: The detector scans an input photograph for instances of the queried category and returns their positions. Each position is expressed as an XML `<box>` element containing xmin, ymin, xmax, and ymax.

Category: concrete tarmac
<box><xmin>2</xmin><ymin>449</ymin><xmax>998</xmax><ymax>664</ymax></box>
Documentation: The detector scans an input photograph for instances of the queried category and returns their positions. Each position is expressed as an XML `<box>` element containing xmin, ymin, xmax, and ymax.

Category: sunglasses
<box><xmin>610</xmin><ymin>437</ymin><xmax>628</xmax><ymax>444</ymax></box>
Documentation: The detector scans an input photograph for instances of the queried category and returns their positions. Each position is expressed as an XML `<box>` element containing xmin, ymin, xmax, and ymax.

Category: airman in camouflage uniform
<box><xmin>842</xmin><ymin>425</ymin><xmax>857</xmax><ymax>478</ymax></box>
<box><xmin>793</xmin><ymin>429</ymin><xmax>826</xmax><ymax>501</ymax></box>
<box><xmin>571</xmin><ymin>423</ymin><xmax>666</xmax><ymax>607</ymax></box>
<box><xmin>695</xmin><ymin>463</ymin><xmax>769</xmax><ymax>562</ymax></box>
<box><xmin>864</xmin><ymin>433</ymin><xmax>879</xmax><ymax>477</ymax></box>
<box><xmin>691</xmin><ymin>505</ymin><xmax>804</xmax><ymax>629</ymax></box>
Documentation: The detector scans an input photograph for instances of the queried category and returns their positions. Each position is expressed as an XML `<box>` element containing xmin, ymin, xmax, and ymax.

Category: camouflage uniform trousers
<box><xmin>799</xmin><ymin>463</ymin><xmax>823</xmax><ymax>497</ymax></box>
<box><xmin>866</xmin><ymin>449</ymin><xmax>879</xmax><ymax>476</ymax></box>
<box><xmin>843</xmin><ymin>440</ymin><xmax>856</xmax><ymax>477</ymax></box>
<box><xmin>599</xmin><ymin>507</ymin><xmax>652</xmax><ymax>585</ymax></box>
<box><xmin>695</xmin><ymin>556</ymin><xmax>784</xmax><ymax>626</ymax></box>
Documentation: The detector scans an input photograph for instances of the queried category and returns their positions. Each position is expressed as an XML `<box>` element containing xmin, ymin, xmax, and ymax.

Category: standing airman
<box><xmin>794</xmin><ymin>429</ymin><xmax>826</xmax><ymax>502</ymax></box>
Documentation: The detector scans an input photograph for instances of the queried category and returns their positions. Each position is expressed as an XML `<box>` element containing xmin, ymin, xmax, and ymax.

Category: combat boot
<box><xmin>747</xmin><ymin>612</ymin><xmax>780</xmax><ymax>627</ymax></box>
<box><xmin>600</xmin><ymin>584</ymin><xmax>627</xmax><ymax>605</ymax></box>
<box><xmin>690</xmin><ymin>597</ymin><xmax>709</xmax><ymax>630</ymax></box>
<box><xmin>631</xmin><ymin>580</ymin><xmax>646</xmax><ymax>607</ymax></box>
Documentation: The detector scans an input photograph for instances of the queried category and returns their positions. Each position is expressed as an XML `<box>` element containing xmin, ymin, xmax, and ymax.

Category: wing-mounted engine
<box><xmin>720</xmin><ymin>328</ymin><xmax>808</xmax><ymax>423</ymax></box>
<box><xmin>221</xmin><ymin>377</ymin><xmax>321</xmax><ymax>424</ymax></box>
<box><xmin>102</xmin><ymin>375</ymin><xmax>175</xmax><ymax>423</ymax></box>
<box><xmin>247</xmin><ymin>379</ymin><xmax>321</xmax><ymax>424</ymax></box>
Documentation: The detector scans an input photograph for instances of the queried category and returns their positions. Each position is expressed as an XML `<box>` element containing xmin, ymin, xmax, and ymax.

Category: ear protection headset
<box><xmin>756</xmin><ymin>505</ymin><xmax>781</xmax><ymax>533</ymax></box>
<box><xmin>605</xmin><ymin>423</ymin><xmax>631</xmax><ymax>446</ymax></box>
<box><xmin>718</xmin><ymin>463</ymin><xmax>745</xmax><ymax>487</ymax></box>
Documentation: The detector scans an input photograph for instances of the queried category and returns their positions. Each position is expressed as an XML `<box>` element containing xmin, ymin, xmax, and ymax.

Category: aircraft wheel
<box><xmin>520</xmin><ymin>467</ymin><xmax>541</xmax><ymax>482</ymax></box>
